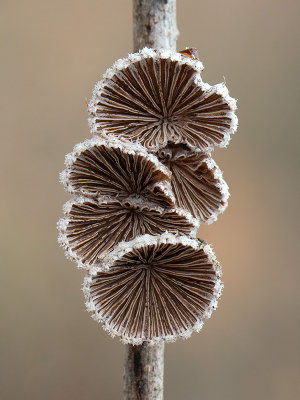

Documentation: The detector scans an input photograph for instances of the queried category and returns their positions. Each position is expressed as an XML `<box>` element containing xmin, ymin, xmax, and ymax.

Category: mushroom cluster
<box><xmin>58</xmin><ymin>48</ymin><xmax>237</xmax><ymax>344</ymax></box>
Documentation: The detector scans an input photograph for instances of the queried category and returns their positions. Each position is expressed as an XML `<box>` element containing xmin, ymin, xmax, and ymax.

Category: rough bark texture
<box><xmin>123</xmin><ymin>1</ymin><xmax>178</xmax><ymax>398</ymax></box>
<box><xmin>124</xmin><ymin>343</ymin><xmax>165</xmax><ymax>400</ymax></box>
<box><xmin>133</xmin><ymin>0</ymin><xmax>178</xmax><ymax>51</ymax></box>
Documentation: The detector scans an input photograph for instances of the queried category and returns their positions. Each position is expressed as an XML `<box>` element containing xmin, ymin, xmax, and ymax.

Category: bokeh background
<box><xmin>1</xmin><ymin>0</ymin><xmax>299</xmax><ymax>399</ymax></box>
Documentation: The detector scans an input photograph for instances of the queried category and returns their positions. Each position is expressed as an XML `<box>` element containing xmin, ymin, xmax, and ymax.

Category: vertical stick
<box><xmin>123</xmin><ymin>2</ymin><xmax>178</xmax><ymax>399</ymax></box>
<box><xmin>133</xmin><ymin>0</ymin><xmax>178</xmax><ymax>52</ymax></box>
<box><xmin>124</xmin><ymin>342</ymin><xmax>165</xmax><ymax>400</ymax></box>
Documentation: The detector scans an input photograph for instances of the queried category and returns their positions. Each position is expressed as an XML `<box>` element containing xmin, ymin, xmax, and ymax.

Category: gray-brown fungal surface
<box><xmin>157</xmin><ymin>144</ymin><xmax>229</xmax><ymax>223</ymax></box>
<box><xmin>58</xmin><ymin>196</ymin><xmax>198</xmax><ymax>269</ymax></box>
<box><xmin>88</xmin><ymin>48</ymin><xmax>237</xmax><ymax>152</ymax></box>
<box><xmin>60</xmin><ymin>135</ymin><xmax>175</xmax><ymax>208</ymax></box>
<box><xmin>83</xmin><ymin>233</ymin><xmax>223</xmax><ymax>344</ymax></box>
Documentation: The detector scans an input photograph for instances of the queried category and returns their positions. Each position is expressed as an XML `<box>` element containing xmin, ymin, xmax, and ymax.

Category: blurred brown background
<box><xmin>1</xmin><ymin>0</ymin><xmax>299</xmax><ymax>399</ymax></box>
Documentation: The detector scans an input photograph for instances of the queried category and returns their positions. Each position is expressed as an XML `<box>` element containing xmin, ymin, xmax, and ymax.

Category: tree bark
<box><xmin>123</xmin><ymin>342</ymin><xmax>165</xmax><ymax>400</ymax></box>
<box><xmin>123</xmin><ymin>1</ymin><xmax>178</xmax><ymax>399</ymax></box>
<box><xmin>133</xmin><ymin>0</ymin><xmax>178</xmax><ymax>52</ymax></box>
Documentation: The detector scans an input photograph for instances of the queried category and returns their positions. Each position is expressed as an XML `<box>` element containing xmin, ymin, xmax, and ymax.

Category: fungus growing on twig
<box><xmin>88</xmin><ymin>48</ymin><xmax>237</xmax><ymax>152</ymax></box>
<box><xmin>157</xmin><ymin>144</ymin><xmax>229</xmax><ymax>222</ymax></box>
<box><xmin>83</xmin><ymin>233</ymin><xmax>223</xmax><ymax>344</ymax></box>
<box><xmin>58</xmin><ymin>2</ymin><xmax>239</xmax><ymax>393</ymax></box>
<box><xmin>60</xmin><ymin>135</ymin><xmax>174</xmax><ymax>207</ymax></box>
<box><xmin>58</xmin><ymin>196</ymin><xmax>198</xmax><ymax>269</ymax></box>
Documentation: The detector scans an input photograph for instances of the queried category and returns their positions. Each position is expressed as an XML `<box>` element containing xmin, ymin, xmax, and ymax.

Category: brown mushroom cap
<box><xmin>157</xmin><ymin>144</ymin><xmax>229</xmax><ymax>222</ymax></box>
<box><xmin>83</xmin><ymin>233</ymin><xmax>223</xmax><ymax>344</ymax></box>
<box><xmin>58</xmin><ymin>196</ymin><xmax>198</xmax><ymax>269</ymax></box>
<box><xmin>60</xmin><ymin>135</ymin><xmax>174</xmax><ymax>208</ymax></box>
<box><xmin>89</xmin><ymin>48</ymin><xmax>237</xmax><ymax>152</ymax></box>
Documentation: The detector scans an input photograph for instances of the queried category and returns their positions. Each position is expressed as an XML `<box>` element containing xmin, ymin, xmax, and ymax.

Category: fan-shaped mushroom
<box><xmin>157</xmin><ymin>144</ymin><xmax>229</xmax><ymax>222</ymax></box>
<box><xmin>89</xmin><ymin>48</ymin><xmax>237</xmax><ymax>152</ymax></box>
<box><xmin>58</xmin><ymin>196</ymin><xmax>198</xmax><ymax>269</ymax></box>
<box><xmin>60</xmin><ymin>135</ymin><xmax>174</xmax><ymax>208</ymax></box>
<box><xmin>84</xmin><ymin>233</ymin><xmax>223</xmax><ymax>344</ymax></box>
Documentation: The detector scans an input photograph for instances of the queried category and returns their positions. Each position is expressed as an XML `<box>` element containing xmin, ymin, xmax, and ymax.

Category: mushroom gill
<box><xmin>157</xmin><ymin>143</ymin><xmax>229</xmax><ymax>223</ymax></box>
<box><xmin>89</xmin><ymin>48</ymin><xmax>237</xmax><ymax>152</ymax></box>
<box><xmin>84</xmin><ymin>233</ymin><xmax>223</xmax><ymax>344</ymax></box>
<box><xmin>58</xmin><ymin>197</ymin><xmax>198</xmax><ymax>269</ymax></box>
<box><xmin>60</xmin><ymin>135</ymin><xmax>174</xmax><ymax>208</ymax></box>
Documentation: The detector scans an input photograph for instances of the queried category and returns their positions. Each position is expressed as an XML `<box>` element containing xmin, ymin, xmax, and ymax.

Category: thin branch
<box><xmin>124</xmin><ymin>342</ymin><xmax>165</xmax><ymax>400</ymax></box>
<box><xmin>133</xmin><ymin>0</ymin><xmax>178</xmax><ymax>52</ymax></box>
<box><xmin>123</xmin><ymin>1</ymin><xmax>178</xmax><ymax>399</ymax></box>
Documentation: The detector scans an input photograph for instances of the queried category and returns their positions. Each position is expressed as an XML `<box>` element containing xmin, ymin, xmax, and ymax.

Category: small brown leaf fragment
<box><xmin>179</xmin><ymin>47</ymin><xmax>199</xmax><ymax>60</ymax></box>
